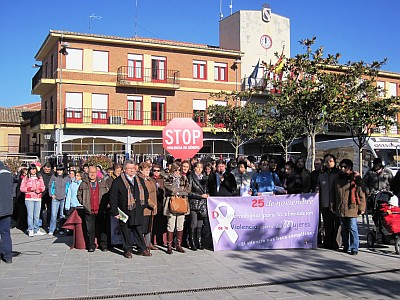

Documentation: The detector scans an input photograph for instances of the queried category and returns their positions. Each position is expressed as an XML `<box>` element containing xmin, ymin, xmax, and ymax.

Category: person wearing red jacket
<box><xmin>20</xmin><ymin>164</ymin><xmax>46</xmax><ymax>237</ymax></box>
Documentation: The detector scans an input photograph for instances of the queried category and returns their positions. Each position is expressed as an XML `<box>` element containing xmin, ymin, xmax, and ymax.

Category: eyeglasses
<box><xmin>153</xmin><ymin>169</ymin><xmax>161</xmax><ymax>172</ymax></box>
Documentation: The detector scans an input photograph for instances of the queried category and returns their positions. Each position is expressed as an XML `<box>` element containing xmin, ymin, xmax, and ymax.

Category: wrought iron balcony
<box><xmin>31</xmin><ymin>67</ymin><xmax>43</xmax><ymax>91</ymax></box>
<box><xmin>31</xmin><ymin>108</ymin><xmax>208</xmax><ymax>128</ymax></box>
<box><xmin>117</xmin><ymin>66</ymin><xmax>180</xmax><ymax>89</ymax></box>
<box><xmin>31</xmin><ymin>66</ymin><xmax>56</xmax><ymax>95</ymax></box>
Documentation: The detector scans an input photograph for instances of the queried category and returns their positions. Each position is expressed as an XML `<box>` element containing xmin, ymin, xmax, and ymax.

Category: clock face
<box><xmin>260</xmin><ymin>35</ymin><xmax>272</xmax><ymax>49</ymax></box>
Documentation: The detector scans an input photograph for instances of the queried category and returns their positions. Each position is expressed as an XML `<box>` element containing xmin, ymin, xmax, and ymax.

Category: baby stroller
<box><xmin>366</xmin><ymin>190</ymin><xmax>400</xmax><ymax>254</ymax></box>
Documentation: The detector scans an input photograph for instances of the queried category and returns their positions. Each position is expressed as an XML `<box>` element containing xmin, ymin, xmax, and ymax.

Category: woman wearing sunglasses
<box><xmin>335</xmin><ymin>159</ymin><xmax>366</xmax><ymax>255</ymax></box>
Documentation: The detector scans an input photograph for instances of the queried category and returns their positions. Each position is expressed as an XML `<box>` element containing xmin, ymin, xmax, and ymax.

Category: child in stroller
<box><xmin>367</xmin><ymin>190</ymin><xmax>400</xmax><ymax>254</ymax></box>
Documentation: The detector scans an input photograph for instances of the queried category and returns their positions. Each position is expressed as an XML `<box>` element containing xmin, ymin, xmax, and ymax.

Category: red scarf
<box><xmin>350</xmin><ymin>174</ymin><xmax>360</xmax><ymax>205</ymax></box>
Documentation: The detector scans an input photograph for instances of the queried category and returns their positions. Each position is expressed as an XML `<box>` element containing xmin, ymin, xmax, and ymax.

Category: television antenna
<box><xmin>219</xmin><ymin>0</ymin><xmax>233</xmax><ymax>20</ymax></box>
<box><xmin>89</xmin><ymin>13</ymin><xmax>102</xmax><ymax>32</ymax></box>
<box><xmin>134</xmin><ymin>0</ymin><xmax>139</xmax><ymax>37</ymax></box>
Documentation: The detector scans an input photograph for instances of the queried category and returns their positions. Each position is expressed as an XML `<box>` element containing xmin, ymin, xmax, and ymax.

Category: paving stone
<box><xmin>0</xmin><ymin>288</ymin><xmax>20</xmax><ymax>299</ymax></box>
<box><xmin>89</xmin><ymin>276</ymin><xmax>120</xmax><ymax>289</ymax></box>
<box><xmin>88</xmin><ymin>288</ymin><xmax>122</xmax><ymax>296</ymax></box>
<box><xmin>57</xmin><ymin>275</ymin><xmax>88</xmax><ymax>286</ymax></box>
<box><xmin>21</xmin><ymin>280</ymin><xmax>57</xmax><ymax>294</ymax></box>
<box><xmin>29</xmin><ymin>271</ymin><xmax>60</xmax><ymax>281</ymax></box>
<box><xmin>54</xmin><ymin>284</ymin><xmax>88</xmax><ymax>298</ymax></box>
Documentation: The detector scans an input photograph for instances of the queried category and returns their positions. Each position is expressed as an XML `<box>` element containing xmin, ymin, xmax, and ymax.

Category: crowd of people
<box><xmin>0</xmin><ymin>152</ymin><xmax>398</xmax><ymax>262</ymax></box>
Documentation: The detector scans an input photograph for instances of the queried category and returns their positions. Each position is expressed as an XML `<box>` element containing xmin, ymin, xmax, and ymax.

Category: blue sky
<box><xmin>1</xmin><ymin>0</ymin><xmax>398</xmax><ymax>107</ymax></box>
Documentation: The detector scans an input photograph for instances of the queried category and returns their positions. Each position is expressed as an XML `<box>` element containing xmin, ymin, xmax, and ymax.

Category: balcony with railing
<box><xmin>117</xmin><ymin>66</ymin><xmax>180</xmax><ymax>89</ymax></box>
<box><xmin>32</xmin><ymin>108</ymin><xmax>211</xmax><ymax>129</ymax></box>
<box><xmin>31</xmin><ymin>66</ymin><xmax>56</xmax><ymax>95</ymax></box>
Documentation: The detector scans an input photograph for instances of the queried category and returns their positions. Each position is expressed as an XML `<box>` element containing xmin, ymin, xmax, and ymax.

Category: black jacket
<box><xmin>0</xmin><ymin>165</ymin><xmax>14</xmax><ymax>217</ymax></box>
<box><xmin>208</xmin><ymin>171</ymin><xmax>237</xmax><ymax>196</ymax></box>
<box><xmin>109</xmin><ymin>174</ymin><xmax>149</xmax><ymax>226</ymax></box>
<box><xmin>284</xmin><ymin>172</ymin><xmax>304</xmax><ymax>194</ymax></box>
<box><xmin>188</xmin><ymin>172</ymin><xmax>207</xmax><ymax>200</ymax></box>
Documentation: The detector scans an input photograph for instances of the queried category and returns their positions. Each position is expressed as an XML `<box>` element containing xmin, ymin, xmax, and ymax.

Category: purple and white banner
<box><xmin>208</xmin><ymin>193</ymin><xmax>319</xmax><ymax>251</ymax></box>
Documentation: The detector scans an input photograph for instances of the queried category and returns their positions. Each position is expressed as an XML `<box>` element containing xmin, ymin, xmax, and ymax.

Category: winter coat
<box><xmin>163</xmin><ymin>173</ymin><xmax>191</xmax><ymax>216</ymax></box>
<box><xmin>40</xmin><ymin>169</ymin><xmax>53</xmax><ymax>196</ymax></box>
<box><xmin>77</xmin><ymin>177</ymin><xmax>109</xmax><ymax>214</ymax></box>
<box><xmin>294</xmin><ymin>168</ymin><xmax>312</xmax><ymax>193</ymax></box>
<box><xmin>65</xmin><ymin>179</ymin><xmax>82</xmax><ymax>210</ymax></box>
<box><xmin>188</xmin><ymin>172</ymin><xmax>208</xmax><ymax>200</ymax></box>
<box><xmin>20</xmin><ymin>176</ymin><xmax>46</xmax><ymax>201</ymax></box>
<box><xmin>363</xmin><ymin>167</ymin><xmax>393</xmax><ymax>195</ymax></box>
<box><xmin>138</xmin><ymin>173</ymin><xmax>157</xmax><ymax>216</ymax></box>
<box><xmin>49</xmin><ymin>174</ymin><xmax>70</xmax><ymax>200</ymax></box>
<box><xmin>231</xmin><ymin>168</ymin><xmax>252</xmax><ymax>196</ymax></box>
<box><xmin>152</xmin><ymin>174</ymin><xmax>165</xmax><ymax>215</ymax></box>
<box><xmin>283</xmin><ymin>172</ymin><xmax>303</xmax><ymax>195</ymax></box>
<box><xmin>0</xmin><ymin>165</ymin><xmax>14</xmax><ymax>217</ymax></box>
<box><xmin>208</xmin><ymin>171</ymin><xmax>237</xmax><ymax>196</ymax></box>
<box><xmin>251</xmin><ymin>171</ymin><xmax>281</xmax><ymax>195</ymax></box>
<box><xmin>318</xmin><ymin>168</ymin><xmax>340</xmax><ymax>210</ymax></box>
<box><xmin>334</xmin><ymin>172</ymin><xmax>366</xmax><ymax>218</ymax></box>
<box><xmin>109</xmin><ymin>174</ymin><xmax>149</xmax><ymax>226</ymax></box>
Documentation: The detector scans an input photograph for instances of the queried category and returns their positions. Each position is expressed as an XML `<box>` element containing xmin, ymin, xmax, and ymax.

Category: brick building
<box><xmin>31</xmin><ymin>30</ymin><xmax>243</xmax><ymax>161</ymax></box>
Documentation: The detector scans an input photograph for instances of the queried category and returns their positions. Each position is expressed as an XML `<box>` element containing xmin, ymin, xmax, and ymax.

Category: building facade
<box><xmin>30</xmin><ymin>6</ymin><xmax>400</xmax><ymax>164</ymax></box>
<box><xmin>31</xmin><ymin>30</ymin><xmax>243</xmax><ymax>162</ymax></box>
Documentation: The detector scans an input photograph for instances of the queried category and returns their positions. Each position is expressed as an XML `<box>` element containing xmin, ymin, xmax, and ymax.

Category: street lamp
<box><xmin>57</xmin><ymin>40</ymin><xmax>69</xmax><ymax>155</ymax></box>
<box><xmin>230</xmin><ymin>58</ymin><xmax>241</xmax><ymax>106</ymax></box>
<box><xmin>43</xmin><ymin>132</ymin><xmax>52</xmax><ymax>141</ymax></box>
<box><xmin>43</xmin><ymin>131</ymin><xmax>52</xmax><ymax>159</ymax></box>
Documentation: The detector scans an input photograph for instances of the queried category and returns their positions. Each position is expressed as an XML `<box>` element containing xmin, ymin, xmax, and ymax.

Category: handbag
<box><xmin>190</xmin><ymin>198</ymin><xmax>208</xmax><ymax>218</ymax></box>
<box><xmin>198</xmin><ymin>200</ymin><xmax>208</xmax><ymax>218</ymax></box>
<box><xmin>169</xmin><ymin>196</ymin><xmax>188</xmax><ymax>214</ymax></box>
<box><xmin>189</xmin><ymin>198</ymin><xmax>202</xmax><ymax>212</ymax></box>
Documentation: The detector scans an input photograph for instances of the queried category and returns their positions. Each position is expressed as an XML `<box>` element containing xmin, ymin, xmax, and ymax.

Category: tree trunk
<box><xmin>306</xmin><ymin>132</ymin><xmax>316</xmax><ymax>171</ymax></box>
<box><xmin>234</xmin><ymin>136</ymin><xmax>239</xmax><ymax>158</ymax></box>
<box><xmin>283</xmin><ymin>142</ymin><xmax>289</xmax><ymax>162</ymax></box>
<box><xmin>358</xmin><ymin>145</ymin><xmax>363</xmax><ymax>176</ymax></box>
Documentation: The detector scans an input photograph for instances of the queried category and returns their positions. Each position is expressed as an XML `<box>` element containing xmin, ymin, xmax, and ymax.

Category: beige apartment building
<box><xmin>31</xmin><ymin>30</ymin><xmax>243</xmax><ymax>161</ymax></box>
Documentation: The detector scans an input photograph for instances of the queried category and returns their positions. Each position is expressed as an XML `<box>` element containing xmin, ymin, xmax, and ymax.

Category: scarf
<box><xmin>172</xmin><ymin>173</ymin><xmax>181</xmax><ymax>189</ymax></box>
<box><xmin>349</xmin><ymin>173</ymin><xmax>360</xmax><ymax>206</ymax></box>
<box><xmin>121</xmin><ymin>173</ymin><xmax>145</xmax><ymax>210</ymax></box>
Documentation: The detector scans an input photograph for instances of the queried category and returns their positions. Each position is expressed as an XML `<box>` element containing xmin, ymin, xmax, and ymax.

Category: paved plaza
<box><xmin>1</xmin><ymin>217</ymin><xmax>399</xmax><ymax>300</ymax></box>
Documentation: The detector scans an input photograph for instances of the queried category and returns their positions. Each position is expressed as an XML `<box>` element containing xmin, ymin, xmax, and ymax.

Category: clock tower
<box><xmin>219</xmin><ymin>5</ymin><xmax>290</xmax><ymax>86</ymax></box>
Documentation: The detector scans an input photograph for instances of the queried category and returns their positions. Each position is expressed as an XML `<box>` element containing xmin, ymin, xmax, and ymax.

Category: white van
<box><xmin>315</xmin><ymin>137</ymin><xmax>400</xmax><ymax>175</ymax></box>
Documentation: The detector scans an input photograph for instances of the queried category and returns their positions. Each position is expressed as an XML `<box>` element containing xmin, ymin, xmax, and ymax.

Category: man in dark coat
<box><xmin>0</xmin><ymin>161</ymin><xmax>14</xmax><ymax>263</ymax></box>
<box><xmin>109</xmin><ymin>160</ymin><xmax>150</xmax><ymax>258</ymax></box>
<box><xmin>318</xmin><ymin>154</ymin><xmax>340</xmax><ymax>249</ymax></box>
<box><xmin>208</xmin><ymin>159</ymin><xmax>237</xmax><ymax>196</ymax></box>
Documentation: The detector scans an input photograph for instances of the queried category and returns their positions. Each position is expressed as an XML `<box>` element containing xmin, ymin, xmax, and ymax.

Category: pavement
<box><xmin>1</xmin><ymin>216</ymin><xmax>399</xmax><ymax>300</ymax></box>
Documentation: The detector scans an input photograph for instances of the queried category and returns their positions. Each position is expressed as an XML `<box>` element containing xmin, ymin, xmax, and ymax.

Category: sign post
<box><xmin>162</xmin><ymin>118</ymin><xmax>203</xmax><ymax>159</ymax></box>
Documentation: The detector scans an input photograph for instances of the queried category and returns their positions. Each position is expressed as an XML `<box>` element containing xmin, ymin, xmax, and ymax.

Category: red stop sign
<box><xmin>162</xmin><ymin>118</ymin><xmax>203</xmax><ymax>159</ymax></box>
